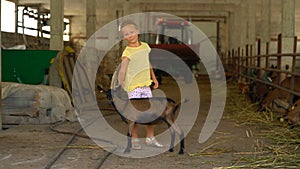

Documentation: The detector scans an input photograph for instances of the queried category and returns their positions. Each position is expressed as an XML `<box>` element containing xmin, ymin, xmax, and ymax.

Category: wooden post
<box><xmin>227</xmin><ymin>50</ymin><xmax>230</xmax><ymax>69</ymax></box>
<box><xmin>245</xmin><ymin>45</ymin><xmax>251</xmax><ymax>71</ymax></box>
<box><xmin>237</xmin><ymin>47</ymin><xmax>240</xmax><ymax>77</ymax></box>
<box><xmin>257</xmin><ymin>39</ymin><xmax>261</xmax><ymax>78</ymax></box>
<box><xmin>250</xmin><ymin>45</ymin><xmax>253</xmax><ymax>66</ymax></box>
<box><xmin>277</xmin><ymin>34</ymin><xmax>282</xmax><ymax>84</ymax></box>
<box><xmin>245</xmin><ymin>45</ymin><xmax>249</xmax><ymax>77</ymax></box>
<box><xmin>265</xmin><ymin>42</ymin><xmax>269</xmax><ymax>68</ymax></box>
<box><xmin>216</xmin><ymin>21</ymin><xmax>220</xmax><ymax>71</ymax></box>
<box><xmin>289</xmin><ymin>36</ymin><xmax>297</xmax><ymax>105</ymax></box>
<box><xmin>231</xmin><ymin>49</ymin><xmax>234</xmax><ymax>71</ymax></box>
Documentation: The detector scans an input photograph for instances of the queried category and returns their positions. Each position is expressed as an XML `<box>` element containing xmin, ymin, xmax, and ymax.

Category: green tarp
<box><xmin>2</xmin><ymin>50</ymin><xmax>59</xmax><ymax>85</ymax></box>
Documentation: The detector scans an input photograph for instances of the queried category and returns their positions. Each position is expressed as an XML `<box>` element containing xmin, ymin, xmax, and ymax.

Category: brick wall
<box><xmin>2</xmin><ymin>32</ymin><xmax>49</xmax><ymax>50</ymax></box>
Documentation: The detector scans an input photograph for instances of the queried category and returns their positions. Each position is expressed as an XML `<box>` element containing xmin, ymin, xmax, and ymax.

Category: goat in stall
<box><xmin>259</xmin><ymin>76</ymin><xmax>300</xmax><ymax>112</ymax></box>
<box><xmin>286</xmin><ymin>99</ymin><xmax>300</xmax><ymax>126</ymax></box>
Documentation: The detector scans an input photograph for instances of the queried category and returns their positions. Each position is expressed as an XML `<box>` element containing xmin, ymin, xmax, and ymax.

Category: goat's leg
<box><xmin>124</xmin><ymin>132</ymin><xmax>132</xmax><ymax>153</ymax></box>
<box><xmin>174</xmin><ymin>124</ymin><xmax>184</xmax><ymax>154</ymax></box>
<box><xmin>178</xmin><ymin>132</ymin><xmax>185</xmax><ymax>154</ymax></box>
<box><xmin>169</xmin><ymin>127</ymin><xmax>176</xmax><ymax>153</ymax></box>
<box><xmin>164</xmin><ymin>119</ymin><xmax>175</xmax><ymax>152</ymax></box>
<box><xmin>124</xmin><ymin>122</ymin><xmax>135</xmax><ymax>153</ymax></box>
<box><xmin>174</xmin><ymin>123</ymin><xmax>184</xmax><ymax>154</ymax></box>
<box><xmin>166</xmin><ymin>119</ymin><xmax>184</xmax><ymax>154</ymax></box>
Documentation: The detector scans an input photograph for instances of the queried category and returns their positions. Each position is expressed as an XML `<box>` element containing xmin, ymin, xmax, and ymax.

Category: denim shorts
<box><xmin>128</xmin><ymin>86</ymin><xmax>152</xmax><ymax>99</ymax></box>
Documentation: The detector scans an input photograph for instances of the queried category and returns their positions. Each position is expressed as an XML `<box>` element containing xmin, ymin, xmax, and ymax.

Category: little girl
<box><xmin>118</xmin><ymin>20</ymin><xmax>163</xmax><ymax>150</ymax></box>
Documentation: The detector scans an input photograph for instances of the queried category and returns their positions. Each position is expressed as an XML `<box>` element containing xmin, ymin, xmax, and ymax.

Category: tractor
<box><xmin>141</xmin><ymin>19</ymin><xmax>200</xmax><ymax>83</ymax></box>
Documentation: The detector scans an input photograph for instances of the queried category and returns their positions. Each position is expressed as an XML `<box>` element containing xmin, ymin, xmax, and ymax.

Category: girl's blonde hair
<box><xmin>119</xmin><ymin>20</ymin><xmax>138</xmax><ymax>31</ymax></box>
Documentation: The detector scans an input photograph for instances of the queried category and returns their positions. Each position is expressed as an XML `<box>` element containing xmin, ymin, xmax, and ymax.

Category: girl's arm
<box><xmin>150</xmin><ymin>64</ymin><xmax>159</xmax><ymax>89</ymax></box>
<box><xmin>118</xmin><ymin>57</ymin><xmax>129</xmax><ymax>88</ymax></box>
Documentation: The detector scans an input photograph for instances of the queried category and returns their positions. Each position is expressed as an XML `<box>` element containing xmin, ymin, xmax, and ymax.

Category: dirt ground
<box><xmin>0</xmin><ymin>76</ymin><xmax>265</xmax><ymax>169</ymax></box>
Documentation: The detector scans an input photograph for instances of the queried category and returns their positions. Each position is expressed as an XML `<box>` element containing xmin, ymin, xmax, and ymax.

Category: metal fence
<box><xmin>223</xmin><ymin>34</ymin><xmax>300</xmax><ymax>105</ymax></box>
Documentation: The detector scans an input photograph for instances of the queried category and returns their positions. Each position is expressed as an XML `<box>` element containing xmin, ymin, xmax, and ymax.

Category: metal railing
<box><xmin>223</xmin><ymin>34</ymin><xmax>300</xmax><ymax>105</ymax></box>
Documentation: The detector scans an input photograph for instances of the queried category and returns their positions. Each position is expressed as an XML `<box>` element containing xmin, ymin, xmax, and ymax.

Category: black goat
<box><xmin>98</xmin><ymin>86</ymin><xmax>185</xmax><ymax>154</ymax></box>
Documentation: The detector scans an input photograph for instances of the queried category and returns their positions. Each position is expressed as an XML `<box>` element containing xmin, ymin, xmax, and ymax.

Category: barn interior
<box><xmin>1</xmin><ymin>0</ymin><xmax>300</xmax><ymax>168</ymax></box>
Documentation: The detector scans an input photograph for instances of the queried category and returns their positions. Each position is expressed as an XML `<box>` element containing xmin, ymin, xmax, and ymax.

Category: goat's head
<box><xmin>97</xmin><ymin>85</ymin><xmax>113</xmax><ymax>104</ymax></box>
<box><xmin>286</xmin><ymin>100</ymin><xmax>300</xmax><ymax>126</ymax></box>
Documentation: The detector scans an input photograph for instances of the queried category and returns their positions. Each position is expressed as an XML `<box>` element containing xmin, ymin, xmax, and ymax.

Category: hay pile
<box><xmin>219</xmin><ymin>84</ymin><xmax>300</xmax><ymax>168</ymax></box>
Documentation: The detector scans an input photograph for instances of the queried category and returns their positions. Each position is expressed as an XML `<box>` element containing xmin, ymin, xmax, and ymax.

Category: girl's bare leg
<box><xmin>146</xmin><ymin>125</ymin><xmax>154</xmax><ymax>137</ymax></box>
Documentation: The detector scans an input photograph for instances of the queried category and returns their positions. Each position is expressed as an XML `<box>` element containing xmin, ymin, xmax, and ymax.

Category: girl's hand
<box><xmin>118</xmin><ymin>82</ymin><xmax>125</xmax><ymax>89</ymax></box>
<box><xmin>152</xmin><ymin>79</ymin><xmax>159</xmax><ymax>89</ymax></box>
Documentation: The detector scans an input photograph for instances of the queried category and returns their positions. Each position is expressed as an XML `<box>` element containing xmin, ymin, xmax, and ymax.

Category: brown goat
<box><xmin>260</xmin><ymin>76</ymin><xmax>300</xmax><ymax>112</ymax></box>
<box><xmin>100</xmin><ymin>86</ymin><xmax>186</xmax><ymax>154</ymax></box>
<box><xmin>238</xmin><ymin>82</ymin><xmax>250</xmax><ymax>95</ymax></box>
<box><xmin>248</xmin><ymin>67</ymin><xmax>277</xmax><ymax>103</ymax></box>
<box><xmin>286</xmin><ymin>99</ymin><xmax>300</xmax><ymax>126</ymax></box>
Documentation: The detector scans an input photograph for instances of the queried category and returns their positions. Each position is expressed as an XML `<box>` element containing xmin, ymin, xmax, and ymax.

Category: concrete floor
<box><xmin>0</xmin><ymin>76</ymin><xmax>262</xmax><ymax>169</ymax></box>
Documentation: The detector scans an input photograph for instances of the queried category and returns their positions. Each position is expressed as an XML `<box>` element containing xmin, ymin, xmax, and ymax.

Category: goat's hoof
<box><xmin>168</xmin><ymin>148</ymin><xmax>174</xmax><ymax>152</ymax></box>
<box><xmin>124</xmin><ymin>149</ymin><xmax>131</xmax><ymax>154</ymax></box>
<box><xmin>178</xmin><ymin>149</ymin><xmax>184</xmax><ymax>154</ymax></box>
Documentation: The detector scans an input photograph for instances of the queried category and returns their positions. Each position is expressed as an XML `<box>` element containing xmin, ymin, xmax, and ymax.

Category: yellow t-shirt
<box><xmin>122</xmin><ymin>42</ymin><xmax>153</xmax><ymax>92</ymax></box>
